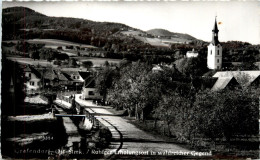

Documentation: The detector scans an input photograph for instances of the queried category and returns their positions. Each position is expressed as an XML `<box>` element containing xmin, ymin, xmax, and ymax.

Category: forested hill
<box><xmin>2</xmin><ymin>7</ymin><xmax>138</xmax><ymax>40</ymax></box>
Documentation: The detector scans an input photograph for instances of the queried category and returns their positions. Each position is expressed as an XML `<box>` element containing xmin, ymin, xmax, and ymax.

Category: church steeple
<box><xmin>207</xmin><ymin>17</ymin><xmax>222</xmax><ymax>70</ymax></box>
<box><xmin>211</xmin><ymin>17</ymin><xmax>219</xmax><ymax>45</ymax></box>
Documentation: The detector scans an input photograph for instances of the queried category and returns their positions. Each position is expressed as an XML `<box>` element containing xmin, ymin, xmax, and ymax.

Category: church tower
<box><xmin>207</xmin><ymin>17</ymin><xmax>222</xmax><ymax>70</ymax></box>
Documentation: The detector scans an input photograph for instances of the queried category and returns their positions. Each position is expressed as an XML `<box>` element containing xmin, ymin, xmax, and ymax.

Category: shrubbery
<box><xmin>100</xmin><ymin>61</ymin><xmax>259</xmax><ymax>150</ymax></box>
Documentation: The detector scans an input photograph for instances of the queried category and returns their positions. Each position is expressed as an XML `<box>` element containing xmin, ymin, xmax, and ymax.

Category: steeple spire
<box><xmin>211</xmin><ymin>16</ymin><xmax>219</xmax><ymax>45</ymax></box>
<box><xmin>213</xmin><ymin>16</ymin><xmax>219</xmax><ymax>33</ymax></box>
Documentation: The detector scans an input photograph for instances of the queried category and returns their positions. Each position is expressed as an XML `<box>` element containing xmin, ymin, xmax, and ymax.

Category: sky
<box><xmin>2</xmin><ymin>1</ymin><xmax>260</xmax><ymax>44</ymax></box>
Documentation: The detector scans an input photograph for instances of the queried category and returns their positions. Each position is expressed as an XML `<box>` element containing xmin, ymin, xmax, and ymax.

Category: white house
<box><xmin>24</xmin><ymin>66</ymin><xmax>42</xmax><ymax>91</ymax></box>
<box><xmin>186</xmin><ymin>49</ymin><xmax>199</xmax><ymax>58</ymax></box>
<box><xmin>81</xmin><ymin>76</ymin><xmax>102</xmax><ymax>100</ymax></box>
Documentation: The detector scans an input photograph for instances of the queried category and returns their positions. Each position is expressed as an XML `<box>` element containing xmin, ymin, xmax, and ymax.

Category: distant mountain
<box><xmin>147</xmin><ymin>29</ymin><xmax>197</xmax><ymax>41</ymax></box>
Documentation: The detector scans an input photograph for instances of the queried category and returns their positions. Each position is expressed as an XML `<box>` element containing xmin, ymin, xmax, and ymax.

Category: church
<box><xmin>207</xmin><ymin>17</ymin><xmax>222</xmax><ymax>70</ymax></box>
<box><xmin>207</xmin><ymin>18</ymin><xmax>260</xmax><ymax>90</ymax></box>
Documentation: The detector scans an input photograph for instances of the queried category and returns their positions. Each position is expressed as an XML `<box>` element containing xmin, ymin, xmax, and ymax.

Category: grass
<box><xmin>124</xmin><ymin>117</ymin><xmax>259</xmax><ymax>159</ymax></box>
<box><xmin>3</xmin><ymin>39</ymin><xmax>97</xmax><ymax>48</ymax></box>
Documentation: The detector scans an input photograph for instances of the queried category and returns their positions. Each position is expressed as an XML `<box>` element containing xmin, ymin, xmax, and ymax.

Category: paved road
<box><xmin>75</xmin><ymin>94</ymin><xmax>191</xmax><ymax>158</ymax></box>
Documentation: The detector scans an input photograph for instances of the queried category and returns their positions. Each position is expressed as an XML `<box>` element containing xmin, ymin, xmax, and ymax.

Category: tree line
<box><xmin>96</xmin><ymin>61</ymin><xmax>259</xmax><ymax>149</ymax></box>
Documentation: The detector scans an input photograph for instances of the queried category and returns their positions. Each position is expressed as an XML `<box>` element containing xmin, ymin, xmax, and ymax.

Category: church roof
<box><xmin>212</xmin><ymin>17</ymin><xmax>219</xmax><ymax>33</ymax></box>
<box><xmin>211</xmin><ymin>17</ymin><xmax>220</xmax><ymax>46</ymax></box>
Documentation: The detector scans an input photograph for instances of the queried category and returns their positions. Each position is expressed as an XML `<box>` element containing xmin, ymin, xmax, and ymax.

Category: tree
<box><xmin>30</xmin><ymin>51</ymin><xmax>40</xmax><ymax>60</ymax></box>
<box><xmin>155</xmin><ymin>92</ymin><xmax>191</xmax><ymax>136</ymax></box>
<box><xmin>82</xmin><ymin>61</ymin><xmax>93</xmax><ymax>69</ymax></box>
<box><xmin>174</xmin><ymin>57</ymin><xmax>208</xmax><ymax>77</ymax></box>
<box><xmin>96</xmin><ymin>66</ymin><xmax>119</xmax><ymax>102</ymax></box>
<box><xmin>69</xmin><ymin>58</ymin><xmax>77</xmax><ymax>67</ymax></box>
<box><xmin>192</xmin><ymin>89</ymin><xmax>259</xmax><ymax>142</ymax></box>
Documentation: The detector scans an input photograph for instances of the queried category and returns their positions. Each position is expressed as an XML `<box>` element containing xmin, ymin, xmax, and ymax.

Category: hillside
<box><xmin>147</xmin><ymin>29</ymin><xmax>197</xmax><ymax>40</ymax></box>
<box><xmin>2</xmin><ymin>7</ymin><xmax>137</xmax><ymax>39</ymax></box>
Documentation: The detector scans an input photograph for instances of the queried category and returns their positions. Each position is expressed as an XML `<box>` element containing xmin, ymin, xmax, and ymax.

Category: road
<box><xmin>74</xmin><ymin>94</ymin><xmax>192</xmax><ymax>158</ymax></box>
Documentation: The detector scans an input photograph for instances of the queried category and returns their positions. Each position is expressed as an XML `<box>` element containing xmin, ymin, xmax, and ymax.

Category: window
<box><xmin>30</xmin><ymin>81</ymin><xmax>34</xmax><ymax>86</ymax></box>
<box><xmin>73</xmin><ymin>76</ymin><xmax>76</xmax><ymax>79</ymax></box>
<box><xmin>217</xmin><ymin>66</ymin><xmax>219</xmax><ymax>69</ymax></box>
<box><xmin>88</xmin><ymin>91</ymin><xmax>94</xmax><ymax>95</ymax></box>
<box><xmin>217</xmin><ymin>59</ymin><xmax>219</xmax><ymax>63</ymax></box>
<box><xmin>29</xmin><ymin>73</ymin><xmax>31</xmax><ymax>78</ymax></box>
<box><xmin>217</xmin><ymin>50</ymin><xmax>219</xmax><ymax>55</ymax></box>
<box><xmin>210</xmin><ymin>50</ymin><xmax>212</xmax><ymax>55</ymax></box>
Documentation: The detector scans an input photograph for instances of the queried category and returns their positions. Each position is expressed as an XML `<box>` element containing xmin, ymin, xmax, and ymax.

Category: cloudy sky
<box><xmin>2</xmin><ymin>1</ymin><xmax>260</xmax><ymax>44</ymax></box>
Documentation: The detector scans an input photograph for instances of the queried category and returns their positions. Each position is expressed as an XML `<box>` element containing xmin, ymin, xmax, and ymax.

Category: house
<box><xmin>42</xmin><ymin>68</ymin><xmax>74</xmax><ymax>87</ymax></box>
<box><xmin>186</xmin><ymin>49</ymin><xmax>199</xmax><ymax>58</ymax></box>
<box><xmin>81</xmin><ymin>75</ymin><xmax>102</xmax><ymax>100</ymax></box>
<box><xmin>24</xmin><ymin>65</ymin><xmax>42</xmax><ymax>91</ymax></box>
<box><xmin>212</xmin><ymin>71</ymin><xmax>260</xmax><ymax>90</ymax></box>
<box><xmin>61</xmin><ymin>69</ymin><xmax>92</xmax><ymax>91</ymax></box>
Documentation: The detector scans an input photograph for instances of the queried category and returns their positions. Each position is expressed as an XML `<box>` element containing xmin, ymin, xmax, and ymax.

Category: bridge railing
<box><xmin>56</xmin><ymin>94</ymin><xmax>103</xmax><ymax>129</ymax></box>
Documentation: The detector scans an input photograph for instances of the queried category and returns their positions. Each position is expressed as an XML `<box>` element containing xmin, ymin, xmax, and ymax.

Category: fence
<box><xmin>56</xmin><ymin>94</ymin><xmax>102</xmax><ymax>129</ymax></box>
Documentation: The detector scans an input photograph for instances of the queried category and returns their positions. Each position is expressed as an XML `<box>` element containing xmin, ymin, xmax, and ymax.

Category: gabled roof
<box><xmin>61</xmin><ymin>71</ymin><xmax>72</xmax><ymax>81</ymax></box>
<box><xmin>28</xmin><ymin>66</ymin><xmax>42</xmax><ymax>79</ymax></box>
<box><xmin>213</xmin><ymin>71</ymin><xmax>260</xmax><ymax>87</ymax></box>
<box><xmin>79</xmin><ymin>71</ymin><xmax>92</xmax><ymax>80</ymax></box>
<box><xmin>54</xmin><ymin>70</ymin><xmax>71</xmax><ymax>81</ymax></box>
<box><xmin>84</xmin><ymin>76</ymin><xmax>95</xmax><ymax>88</ymax></box>
<box><xmin>23</xmin><ymin>65</ymin><xmax>32</xmax><ymax>72</ymax></box>
<box><xmin>211</xmin><ymin>77</ymin><xmax>236</xmax><ymax>91</ymax></box>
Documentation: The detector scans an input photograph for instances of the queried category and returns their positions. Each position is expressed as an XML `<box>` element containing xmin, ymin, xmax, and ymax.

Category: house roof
<box><xmin>28</xmin><ymin>66</ymin><xmax>42</xmax><ymax>79</ymax></box>
<box><xmin>79</xmin><ymin>71</ymin><xmax>92</xmax><ymax>80</ymax></box>
<box><xmin>84</xmin><ymin>76</ymin><xmax>96</xmax><ymax>88</ymax></box>
<box><xmin>211</xmin><ymin>77</ymin><xmax>235</xmax><ymax>91</ymax></box>
<box><xmin>186</xmin><ymin>49</ymin><xmax>198</xmax><ymax>54</ymax></box>
<box><xmin>23</xmin><ymin>65</ymin><xmax>32</xmax><ymax>72</ymax></box>
<box><xmin>213</xmin><ymin>71</ymin><xmax>260</xmax><ymax>87</ymax></box>
<box><xmin>54</xmin><ymin>70</ymin><xmax>71</xmax><ymax>81</ymax></box>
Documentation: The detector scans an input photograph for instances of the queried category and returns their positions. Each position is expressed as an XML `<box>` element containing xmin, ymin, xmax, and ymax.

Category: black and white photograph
<box><xmin>1</xmin><ymin>1</ymin><xmax>260</xmax><ymax>159</ymax></box>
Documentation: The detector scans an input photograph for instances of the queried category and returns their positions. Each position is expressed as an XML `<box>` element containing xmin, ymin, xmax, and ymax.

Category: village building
<box><xmin>211</xmin><ymin>71</ymin><xmax>260</xmax><ymax>90</ymax></box>
<box><xmin>81</xmin><ymin>75</ymin><xmax>102</xmax><ymax>100</ymax></box>
<box><xmin>186</xmin><ymin>48</ymin><xmax>199</xmax><ymax>58</ymax></box>
<box><xmin>207</xmin><ymin>17</ymin><xmax>222</xmax><ymax>70</ymax></box>
<box><xmin>24</xmin><ymin>65</ymin><xmax>42</xmax><ymax>91</ymax></box>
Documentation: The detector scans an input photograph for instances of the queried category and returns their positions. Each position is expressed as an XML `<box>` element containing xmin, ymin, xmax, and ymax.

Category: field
<box><xmin>6</xmin><ymin>57</ymin><xmax>55</xmax><ymax>66</ymax></box>
<box><xmin>3</xmin><ymin>39</ymin><xmax>98</xmax><ymax>57</ymax></box>
<box><xmin>74</xmin><ymin>57</ymin><xmax>122</xmax><ymax>67</ymax></box>
<box><xmin>4</xmin><ymin>39</ymin><xmax>97</xmax><ymax>49</ymax></box>
<box><xmin>121</xmin><ymin>30</ymin><xmax>192</xmax><ymax>47</ymax></box>
<box><xmin>4</xmin><ymin>38</ymin><xmax>123</xmax><ymax>68</ymax></box>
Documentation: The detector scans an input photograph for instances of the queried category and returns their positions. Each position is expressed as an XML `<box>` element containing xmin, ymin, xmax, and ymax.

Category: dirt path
<box><xmin>75</xmin><ymin>94</ymin><xmax>191</xmax><ymax>158</ymax></box>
